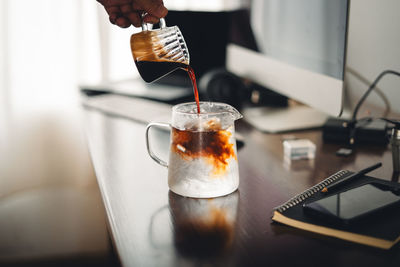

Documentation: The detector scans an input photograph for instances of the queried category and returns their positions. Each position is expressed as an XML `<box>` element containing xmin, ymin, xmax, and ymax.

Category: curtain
<box><xmin>0</xmin><ymin>1</ymin><xmax>139</xmax><ymax>259</ymax></box>
<box><xmin>0</xmin><ymin>0</ymin><xmax>140</xmax><ymax>198</ymax></box>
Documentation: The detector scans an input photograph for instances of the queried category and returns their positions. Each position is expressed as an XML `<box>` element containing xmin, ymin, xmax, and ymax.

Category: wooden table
<box><xmin>83</xmin><ymin>96</ymin><xmax>400</xmax><ymax>267</ymax></box>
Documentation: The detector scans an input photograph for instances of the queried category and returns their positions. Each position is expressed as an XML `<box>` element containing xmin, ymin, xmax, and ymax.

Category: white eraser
<box><xmin>283</xmin><ymin>139</ymin><xmax>316</xmax><ymax>160</ymax></box>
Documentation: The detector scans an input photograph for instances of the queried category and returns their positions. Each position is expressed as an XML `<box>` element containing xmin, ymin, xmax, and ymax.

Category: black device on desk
<box><xmin>303</xmin><ymin>183</ymin><xmax>400</xmax><ymax>225</ymax></box>
<box><xmin>272</xmin><ymin>168</ymin><xmax>400</xmax><ymax>249</ymax></box>
<box><xmin>322</xmin><ymin>117</ymin><xmax>389</xmax><ymax>146</ymax></box>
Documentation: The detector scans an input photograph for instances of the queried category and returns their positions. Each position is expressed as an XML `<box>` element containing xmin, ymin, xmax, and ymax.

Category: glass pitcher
<box><xmin>145</xmin><ymin>102</ymin><xmax>243</xmax><ymax>198</ymax></box>
<box><xmin>130</xmin><ymin>18</ymin><xmax>190</xmax><ymax>83</ymax></box>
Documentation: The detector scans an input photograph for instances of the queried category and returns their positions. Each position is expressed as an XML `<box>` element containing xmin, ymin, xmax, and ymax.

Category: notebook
<box><xmin>272</xmin><ymin>170</ymin><xmax>400</xmax><ymax>249</ymax></box>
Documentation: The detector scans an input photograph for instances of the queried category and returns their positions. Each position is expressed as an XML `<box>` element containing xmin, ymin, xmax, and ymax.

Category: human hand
<box><xmin>97</xmin><ymin>0</ymin><xmax>168</xmax><ymax>28</ymax></box>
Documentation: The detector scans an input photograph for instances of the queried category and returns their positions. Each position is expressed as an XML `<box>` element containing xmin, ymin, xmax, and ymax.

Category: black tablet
<box><xmin>303</xmin><ymin>183</ymin><xmax>400</xmax><ymax>225</ymax></box>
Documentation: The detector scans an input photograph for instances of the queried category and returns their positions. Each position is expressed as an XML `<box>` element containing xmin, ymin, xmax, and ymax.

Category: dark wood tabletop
<box><xmin>83</xmin><ymin>96</ymin><xmax>400</xmax><ymax>267</ymax></box>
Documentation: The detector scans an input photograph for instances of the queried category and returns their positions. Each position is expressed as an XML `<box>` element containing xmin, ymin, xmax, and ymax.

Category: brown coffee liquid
<box><xmin>135</xmin><ymin>60</ymin><xmax>201</xmax><ymax>113</ymax></box>
<box><xmin>173</xmin><ymin>207</ymin><xmax>233</xmax><ymax>258</ymax></box>
<box><xmin>131</xmin><ymin>31</ymin><xmax>200</xmax><ymax>113</ymax></box>
<box><xmin>135</xmin><ymin>60</ymin><xmax>188</xmax><ymax>83</ymax></box>
<box><xmin>171</xmin><ymin>126</ymin><xmax>236</xmax><ymax>175</ymax></box>
<box><xmin>184</xmin><ymin>66</ymin><xmax>200</xmax><ymax>114</ymax></box>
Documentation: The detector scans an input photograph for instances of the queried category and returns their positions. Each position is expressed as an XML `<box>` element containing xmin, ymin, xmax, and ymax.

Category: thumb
<box><xmin>141</xmin><ymin>0</ymin><xmax>168</xmax><ymax>18</ymax></box>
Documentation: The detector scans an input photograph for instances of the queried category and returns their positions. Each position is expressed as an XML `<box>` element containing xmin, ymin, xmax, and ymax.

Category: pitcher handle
<box><xmin>142</xmin><ymin>16</ymin><xmax>166</xmax><ymax>31</ymax></box>
<box><xmin>145</xmin><ymin>122</ymin><xmax>170</xmax><ymax>168</ymax></box>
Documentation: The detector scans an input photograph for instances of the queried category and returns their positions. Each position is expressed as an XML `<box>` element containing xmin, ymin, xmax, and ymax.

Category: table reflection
<box><xmin>168</xmin><ymin>191</ymin><xmax>239</xmax><ymax>259</ymax></box>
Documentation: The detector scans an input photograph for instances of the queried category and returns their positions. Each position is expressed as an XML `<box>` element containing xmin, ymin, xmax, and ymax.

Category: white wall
<box><xmin>345</xmin><ymin>0</ymin><xmax>400</xmax><ymax>115</ymax></box>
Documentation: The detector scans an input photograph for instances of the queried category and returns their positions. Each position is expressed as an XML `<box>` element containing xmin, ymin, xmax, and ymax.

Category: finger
<box><xmin>109</xmin><ymin>14</ymin><xmax>117</xmax><ymax>24</ymax></box>
<box><xmin>105</xmin><ymin>6</ymin><xmax>122</xmax><ymax>24</ymax></box>
<box><xmin>105</xmin><ymin>6</ymin><xmax>121</xmax><ymax>16</ymax></box>
<box><xmin>138</xmin><ymin>0</ymin><xmax>168</xmax><ymax>18</ymax></box>
<box><xmin>126</xmin><ymin>12</ymin><xmax>142</xmax><ymax>27</ymax></box>
<box><xmin>142</xmin><ymin>14</ymin><xmax>159</xmax><ymax>24</ymax></box>
<box><xmin>120</xmin><ymin>4</ymin><xmax>132</xmax><ymax>14</ymax></box>
<box><xmin>115</xmin><ymin>16</ymin><xmax>131</xmax><ymax>28</ymax></box>
<box><xmin>130</xmin><ymin>2</ymin><xmax>144</xmax><ymax>13</ymax></box>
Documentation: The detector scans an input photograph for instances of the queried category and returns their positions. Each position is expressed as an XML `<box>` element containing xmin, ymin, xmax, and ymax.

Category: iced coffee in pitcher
<box><xmin>135</xmin><ymin>17</ymin><xmax>243</xmax><ymax>198</ymax></box>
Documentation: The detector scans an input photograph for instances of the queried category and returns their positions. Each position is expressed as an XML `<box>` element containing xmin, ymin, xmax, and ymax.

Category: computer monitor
<box><xmin>227</xmin><ymin>0</ymin><xmax>349</xmax><ymax>133</ymax></box>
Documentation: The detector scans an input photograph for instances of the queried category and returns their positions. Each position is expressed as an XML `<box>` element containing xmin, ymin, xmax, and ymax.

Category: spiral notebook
<box><xmin>272</xmin><ymin>170</ymin><xmax>400</xmax><ymax>249</ymax></box>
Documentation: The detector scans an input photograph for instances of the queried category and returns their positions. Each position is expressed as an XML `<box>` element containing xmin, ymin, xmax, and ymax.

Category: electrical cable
<box><xmin>346</xmin><ymin>69</ymin><xmax>400</xmax><ymax>147</ymax></box>
<box><xmin>345</xmin><ymin>66</ymin><xmax>391</xmax><ymax>117</ymax></box>
<box><xmin>351</xmin><ymin>70</ymin><xmax>400</xmax><ymax>121</ymax></box>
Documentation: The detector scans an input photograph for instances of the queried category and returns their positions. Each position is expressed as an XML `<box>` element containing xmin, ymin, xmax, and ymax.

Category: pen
<box><xmin>321</xmin><ymin>162</ymin><xmax>382</xmax><ymax>193</ymax></box>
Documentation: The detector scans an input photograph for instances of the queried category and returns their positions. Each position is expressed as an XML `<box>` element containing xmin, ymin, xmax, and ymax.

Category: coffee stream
<box><xmin>135</xmin><ymin>60</ymin><xmax>200</xmax><ymax>113</ymax></box>
<box><xmin>131</xmin><ymin>30</ymin><xmax>200</xmax><ymax>113</ymax></box>
<box><xmin>184</xmin><ymin>65</ymin><xmax>201</xmax><ymax>114</ymax></box>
